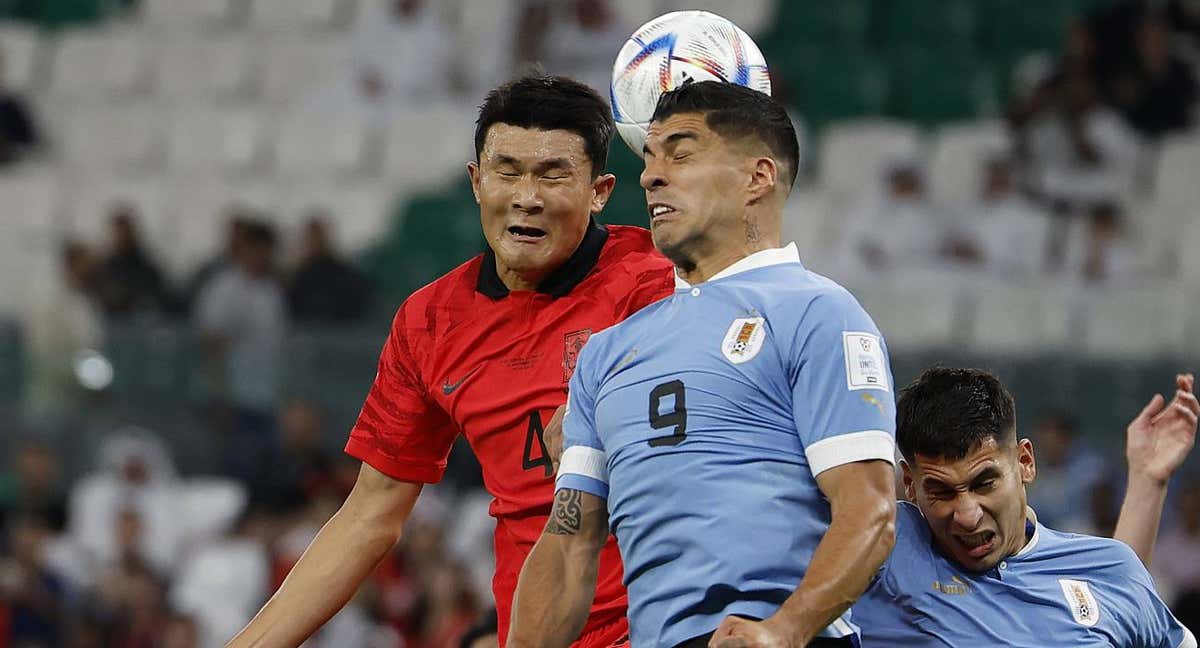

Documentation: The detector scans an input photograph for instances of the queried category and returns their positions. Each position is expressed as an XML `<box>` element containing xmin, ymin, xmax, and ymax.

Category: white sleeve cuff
<box><xmin>805</xmin><ymin>430</ymin><xmax>895</xmax><ymax>476</ymax></box>
<box><xmin>1179</xmin><ymin>628</ymin><xmax>1197</xmax><ymax>648</ymax></box>
<box><xmin>558</xmin><ymin>445</ymin><xmax>609</xmax><ymax>483</ymax></box>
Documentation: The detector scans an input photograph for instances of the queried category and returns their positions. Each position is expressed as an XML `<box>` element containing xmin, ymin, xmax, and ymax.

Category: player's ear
<box><xmin>901</xmin><ymin>460</ymin><xmax>916</xmax><ymax>502</ymax></box>
<box><xmin>747</xmin><ymin>156</ymin><xmax>778</xmax><ymax>203</ymax></box>
<box><xmin>1017</xmin><ymin>438</ymin><xmax>1036</xmax><ymax>484</ymax></box>
<box><xmin>467</xmin><ymin>160</ymin><xmax>482</xmax><ymax>205</ymax></box>
<box><xmin>590</xmin><ymin>173</ymin><xmax>617</xmax><ymax>214</ymax></box>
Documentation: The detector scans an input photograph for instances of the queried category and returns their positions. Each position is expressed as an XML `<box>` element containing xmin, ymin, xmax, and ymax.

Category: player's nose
<box><xmin>640</xmin><ymin>159</ymin><xmax>668</xmax><ymax>191</ymax></box>
<box><xmin>951</xmin><ymin>497</ymin><xmax>985</xmax><ymax>531</ymax></box>
<box><xmin>511</xmin><ymin>176</ymin><xmax>544</xmax><ymax>213</ymax></box>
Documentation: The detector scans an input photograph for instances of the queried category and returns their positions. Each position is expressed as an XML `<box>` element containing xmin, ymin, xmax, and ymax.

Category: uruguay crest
<box><xmin>721</xmin><ymin>317</ymin><xmax>766</xmax><ymax>364</ymax></box>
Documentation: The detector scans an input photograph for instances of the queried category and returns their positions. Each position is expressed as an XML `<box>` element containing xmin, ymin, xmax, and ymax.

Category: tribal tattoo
<box><xmin>545</xmin><ymin>489</ymin><xmax>584</xmax><ymax>535</ymax></box>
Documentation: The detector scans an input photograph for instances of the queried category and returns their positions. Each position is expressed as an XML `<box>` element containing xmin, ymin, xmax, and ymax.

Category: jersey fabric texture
<box><xmin>852</xmin><ymin>502</ymin><xmax>1197</xmax><ymax>648</ymax></box>
<box><xmin>557</xmin><ymin>244</ymin><xmax>897</xmax><ymax>648</ymax></box>
<box><xmin>346</xmin><ymin>222</ymin><xmax>675</xmax><ymax>645</ymax></box>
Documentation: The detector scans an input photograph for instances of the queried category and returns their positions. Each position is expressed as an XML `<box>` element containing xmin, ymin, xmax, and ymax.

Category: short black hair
<box><xmin>651</xmin><ymin>81</ymin><xmax>800</xmax><ymax>187</ymax></box>
<box><xmin>475</xmin><ymin>74</ymin><xmax>615</xmax><ymax>177</ymax></box>
<box><xmin>896</xmin><ymin>367</ymin><xmax>1017</xmax><ymax>463</ymax></box>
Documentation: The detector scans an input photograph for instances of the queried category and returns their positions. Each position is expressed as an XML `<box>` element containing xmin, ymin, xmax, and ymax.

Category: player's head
<box><xmin>641</xmin><ymin>81</ymin><xmax>798</xmax><ymax>273</ymax></box>
<box><xmin>896</xmin><ymin>367</ymin><xmax>1035</xmax><ymax>573</ymax></box>
<box><xmin>468</xmin><ymin>74</ymin><xmax>616</xmax><ymax>288</ymax></box>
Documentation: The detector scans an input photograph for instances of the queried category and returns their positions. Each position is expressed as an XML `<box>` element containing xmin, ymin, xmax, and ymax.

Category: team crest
<box><xmin>1058</xmin><ymin>579</ymin><xmax>1101</xmax><ymax>627</ymax></box>
<box><xmin>721</xmin><ymin>317</ymin><xmax>766</xmax><ymax>364</ymax></box>
<box><xmin>563</xmin><ymin>329</ymin><xmax>592</xmax><ymax>383</ymax></box>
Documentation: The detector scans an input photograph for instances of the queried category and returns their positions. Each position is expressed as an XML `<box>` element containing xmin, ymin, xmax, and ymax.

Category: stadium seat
<box><xmin>967</xmin><ymin>279</ymin><xmax>1073</xmax><ymax>354</ymax></box>
<box><xmin>276</xmin><ymin>179</ymin><xmax>394</xmax><ymax>252</ymax></box>
<box><xmin>450</xmin><ymin>0</ymin><xmax>519</xmax><ymax>95</ymax></box>
<box><xmin>845</xmin><ymin>272</ymin><xmax>961</xmax><ymax>351</ymax></box>
<box><xmin>58</xmin><ymin>103</ymin><xmax>164</xmax><ymax>172</ymax></box>
<box><xmin>64</xmin><ymin>174</ymin><xmax>173</xmax><ymax>254</ymax></box>
<box><xmin>764</xmin><ymin>0</ymin><xmax>871</xmax><ymax>47</ymax></box>
<box><xmin>610</xmin><ymin>0</ymin><xmax>659</xmax><ymax>32</ymax></box>
<box><xmin>0</xmin><ymin>167</ymin><xmax>63</xmax><ymax>316</ymax></box>
<box><xmin>662</xmin><ymin>0</ymin><xmax>775</xmax><ymax>37</ymax></box>
<box><xmin>248</xmin><ymin>0</ymin><xmax>352</xmax><ymax>31</ymax></box>
<box><xmin>0</xmin><ymin>165</ymin><xmax>61</xmax><ymax>238</ymax></box>
<box><xmin>274</xmin><ymin>109</ymin><xmax>375</xmax><ymax>179</ymax></box>
<box><xmin>979</xmin><ymin>0</ymin><xmax>1072</xmax><ymax>58</ymax></box>
<box><xmin>139</xmin><ymin>0</ymin><xmax>239</xmax><ymax>29</ymax></box>
<box><xmin>1080</xmin><ymin>285</ymin><xmax>1187</xmax><ymax>358</ymax></box>
<box><xmin>889</xmin><ymin>48</ymin><xmax>999</xmax><ymax>126</ymax></box>
<box><xmin>48</xmin><ymin>28</ymin><xmax>151</xmax><ymax>100</ymax></box>
<box><xmin>927</xmin><ymin>120</ymin><xmax>1010</xmax><ymax>207</ymax></box>
<box><xmin>1153</xmin><ymin>135</ymin><xmax>1200</xmax><ymax>205</ymax></box>
<box><xmin>153</xmin><ymin>34</ymin><xmax>255</xmax><ymax>103</ymax></box>
<box><xmin>165</xmin><ymin>175</ymin><xmax>281</xmax><ymax>277</ymax></box>
<box><xmin>1180</xmin><ymin>218</ymin><xmax>1200</xmax><ymax>282</ymax></box>
<box><xmin>788</xmin><ymin>48</ymin><xmax>889</xmax><ymax>130</ymax></box>
<box><xmin>260</xmin><ymin>35</ymin><xmax>348</xmax><ymax>105</ymax></box>
<box><xmin>818</xmin><ymin>119</ymin><xmax>923</xmax><ymax>199</ymax></box>
<box><xmin>382</xmin><ymin>103</ymin><xmax>477</xmax><ymax>189</ymax></box>
<box><xmin>883</xmin><ymin>0</ymin><xmax>977</xmax><ymax>49</ymax></box>
<box><xmin>781</xmin><ymin>189</ymin><xmax>832</xmax><ymax>270</ymax></box>
<box><xmin>0</xmin><ymin>23</ymin><xmax>42</xmax><ymax>92</ymax></box>
<box><xmin>165</xmin><ymin>107</ymin><xmax>266</xmax><ymax>175</ymax></box>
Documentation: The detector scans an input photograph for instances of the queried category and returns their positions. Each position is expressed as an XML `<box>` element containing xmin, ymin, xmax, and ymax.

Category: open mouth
<box><xmin>648</xmin><ymin>203</ymin><xmax>678</xmax><ymax>224</ymax></box>
<box><xmin>956</xmin><ymin>530</ymin><xmax>997</xmax><ymax>559</ymax></box>
<box><xmin>507</xmin><ymin>225</ymin><xmax>547</xmax><ymax>242</ymax></box>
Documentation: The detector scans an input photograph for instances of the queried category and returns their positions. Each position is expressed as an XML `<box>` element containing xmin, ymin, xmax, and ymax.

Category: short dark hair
<box><xmin>475</xmin><ymin>74</ymin><xmax>615</xmax><ymax>177</ymax></box>
<box><xmin>651</xmin><ymin>81</ymin><xmax>800</xmax><ymax>187</ymax></box>
<box><xmin>896</xmin><ymin>367</ymin><xmax>1017</xmax><ymax>462</ymax></box>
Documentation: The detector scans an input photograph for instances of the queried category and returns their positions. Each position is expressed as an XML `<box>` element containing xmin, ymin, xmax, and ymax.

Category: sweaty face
<box><xmin>640</xmin><ymin>113</ymin><xmax>751</xmax><ymax>272</ymax></box>
<box><xmin>904</xmin><ymin>437</ymin><xmax>1036</xmax><ymax>572</ymax></box>
<box><xmin>469</xmin><ymin>124</ymin><xmax>612</xmax><ymax>288</ymax></box>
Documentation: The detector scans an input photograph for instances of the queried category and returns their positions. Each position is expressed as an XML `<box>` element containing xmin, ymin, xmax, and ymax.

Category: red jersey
<box><xmin>346</xmin><ymin>223</ymin><xmax>674</xmax><ymax>646</ymax></box>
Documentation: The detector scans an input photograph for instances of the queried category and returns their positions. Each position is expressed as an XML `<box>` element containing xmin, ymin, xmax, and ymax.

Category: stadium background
<box><xmin>0</xmin><ymin>0</ymin><xmax>1197</xmax><ymax>646</ymax></box>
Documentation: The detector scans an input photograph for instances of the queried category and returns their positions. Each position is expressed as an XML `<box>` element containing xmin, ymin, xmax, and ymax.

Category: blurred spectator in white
<box><xmin>962</xmin><ymin>156</ymin><xmax>1051</xmax><ymax>277</ymax></box>
<box><xmin>0</xmin><ymin>514</ymin><xmax>67</xmax><ymax>647</ymax></box>
<box><xmin>1060</xmin><ymin>201</ymin><xmax>1137</xmax><ymax>284</ymax></box>
<box><xmin>1153</xmin><ymin>481</ymin><xmax>1200</xmax><ymax>598</ymax></box>
<box><xmin>287</xmin><ymin>215</ymin><xmax>371</xmax><ymax>324</ymax></box>
<box><xmin>185</xmin><ymin>211</ymin><xmax>251</xmax><ymax>314</ymax></box>
<box><xmin>22</xmin><ymin>241</ymin><xmax>102</xmax><ymax>422</ymax></box>
<box><xmin>196</xmin><ymin>220</ymin><xmax>287</xmax><ymax>487</ymax></box>
<box><xmin>67</xmin><ymin>430</ymin><xmax>183</xmax><ymax>577</ymax></box>
<box><xmin>518</xmin><ymin>0</ymin><xmax>628</xmax><ymax>95</ymax></box>
<box><xmin>837</xmin><ymin>161</ymin><xmax>974</xmax><ymax>275</ymax></box>
<box><xmin>313</xmin><ymin>0</ymin><xmax>453</xmax><ymax>121</ymax></box>
<box><xmin>0</xmin><ymin>44</ymin><xmax>41</xmax><ymax>167</ymax></box>
<box><xmin>96</xmin><ymin>203</ymin><xmax>169</xmax><ymax>319</ymax></box>
<box><xmin>1012</xmin><ymin>61</ymin><xmax>1142</xmax><ymax>209</ymax></box>
<box><xmin>0</xmin><ymin>439</ymin><xmax>67</xmax><ymax>533</ymax></box>
<box><xmin>1025</xmin><ymin>411</ymin><xmax>1110</xmax><ymax>531</ymax></box>
<box><xmin>1109</xmin><ymin>15</ymin><xmax>1197</xmax><ymax>138</ymax></box>
<box><xmin>170</xmin><ymin>504</ymin><xmax>272</xmax><ymax>648</ymax></box>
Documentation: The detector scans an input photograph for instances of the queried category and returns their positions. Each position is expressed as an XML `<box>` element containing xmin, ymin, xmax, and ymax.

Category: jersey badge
<box><xmin>563</xmin><ymin>329</ymin><xmax>592</xmax><ymax>383</ymax></box>
<box><xmin>721</xmin><ymin>317</ymin><xmax>766</xmax><ymax>364</ymax></box>
<box><xmin>843</xmin><ymin>332</ymin><xmax>890</xmax><ymax>392</ymax></box>
<box><xmin>1058</xmin><ymin>579</ymin><xmax>1101</xmax><ymax>627</ymax></box>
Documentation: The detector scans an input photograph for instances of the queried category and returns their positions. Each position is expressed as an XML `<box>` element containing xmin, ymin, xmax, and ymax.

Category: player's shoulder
<box><xmin>594</xmin><ymin>225</ymin><xmax>673</xmax><ymax>280</ymax></box>
<box><xmin>1036</xmin><ymin>525</ymin><xmax>1147</xmax><ymax>578</ymax></box>
<box><xmin>893</xmin><ymin>501</ymin><xmax>936</xmax><ymax>556</ymax></box>
<box><xmin>389</xmin><ymin>254</ymin><xmax>486</xmax><ymax>337</ymax></box>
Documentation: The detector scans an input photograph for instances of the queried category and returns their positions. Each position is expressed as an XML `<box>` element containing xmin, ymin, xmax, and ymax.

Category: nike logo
<box><xmin>442</xmin><ymin>366</ymin><xmax>481</xmax><ymax>395</ymax></box>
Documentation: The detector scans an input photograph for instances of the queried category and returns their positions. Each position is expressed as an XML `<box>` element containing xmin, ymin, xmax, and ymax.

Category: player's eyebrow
<box><xmin>643</xmin><ymin>130</ymin><xmax>700</xmax><ymax>157</ymax></box>
<box><xmin>491</xmin><ymin>154</ymin><xmax>573</xmax><ymax>173</ymax></box>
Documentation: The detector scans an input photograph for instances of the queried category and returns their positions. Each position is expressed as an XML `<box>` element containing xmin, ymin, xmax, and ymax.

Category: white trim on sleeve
<box><xmin>1179</xmin><ymin>627</ymin><xmax>1197</xmax><ymax>648</ymax></box>
<box><xmin>557</xmin><ymin>446</ymin><xmax>609</xmax><ymax>483</ymax></box>
<box><xmin>805</xmin><ymin>430</ymin><xmax>895</xmax><ymax>476</ymax></box>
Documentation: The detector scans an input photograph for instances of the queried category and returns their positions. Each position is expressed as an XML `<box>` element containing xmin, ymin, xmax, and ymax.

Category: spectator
<box><xmin>1153</xmin><ymin>481</ymin><xmax>1200</xmax><ymax>597</ymax></box>
<box><xmin>837</xmin><ymin>161</ymin><xmax>969</xmax><ymax>275</ymax></box>
<box><xmin>1025</xmin><ymin>411</ymin><xmax>1110</xmax><ymax>531</ymax></box>
<box><xmin>0</xmin><ymin>514</ymin><xmax>66</xmax><ymax>648</ymax></box>
<box><xmin>1061</xmin><ymin>201</ymin><xmax>1138</xmax><ymax>284</ymax></box>
<box><xmin>0</xmin><ymin>439</ymin><xmax>67</xmax><ymax>533</ymax></box>
<box><xmin>1109</xmin><ymin>15</ymin><xmax>1198</xmax><ymax>138</ymax></box>
<box><xmin>195</xmin><ymin>220</ymin><xmax>287</xmax><ymax>487</ymax></box>
<box><xmin>962</xmin><ymin>155</ymin><xmax>1052</xmax><ymax>277</ymax></box>
<box><xmin>312</xmin><ymin>0</ymin><xmax>453</xmax><ymax>120</ymax></box>
<box><xmin>184</xmin><ymin>210</ymin><xmax>251</xmax><ymax>315</ymax></box>
<box><xmin>519</xmin><ymin>0</ymin><xmax>628</xmax><ymax>95</ymax></box>
<box><xmin>96</xmin><ymin>203</ymin><xmax>169</xmax><ymax>319</ymax></box>
<box><xmin>287</xmin><ymin>215</ymin><xmax>371</xmax><ymax>324</ymax></box>
<box><xmin>259</xmin><ymin>399</ymin><xmax>335</xmax><ymax>506</ymax></box>
<box><xmin>22</xmin><ymin>241</ymin><xmax>102</xmax><ymax>422</ymax></box>
<box><xmin>0</xmin><ymin>45</ymin><xmax>41</xmax><ymax>167</ymax></box>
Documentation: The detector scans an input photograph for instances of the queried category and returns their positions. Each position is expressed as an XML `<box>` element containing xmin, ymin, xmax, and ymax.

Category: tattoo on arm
<box><xmin>546</xmin><ymin>489</ymin><xmax>583</xmax><ymax>535</ymax></box>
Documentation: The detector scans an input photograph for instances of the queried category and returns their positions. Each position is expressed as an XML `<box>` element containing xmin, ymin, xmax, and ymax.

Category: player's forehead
<box><xmin>914</xmin><ymin>437</ymin><xmax>1010</xmax><ymax>484</ymax></box>
<box><xmin>479</xmin><ymin>123</ymin><xmax>589</xmax><ymax>169</ymax></box>
<box><xmin>645</xmin><ymin>113</ymin><xmax>716</xmax><ymax>149</ymax></box>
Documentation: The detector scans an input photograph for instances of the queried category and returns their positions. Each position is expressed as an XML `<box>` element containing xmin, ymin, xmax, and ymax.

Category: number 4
<box><xmin>648</xmin><ymin>380</ymin><xmax>687</xmax><ymax>447</ymax></box>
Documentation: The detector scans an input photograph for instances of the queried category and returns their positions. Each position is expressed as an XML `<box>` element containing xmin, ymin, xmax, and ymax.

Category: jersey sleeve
<box><xmin>344</xmin><ymin>308</ymin><xmax>459</xmax><ymax>483</ymax></box>
<box><xmin>1115</xmin><ymin>544</ymin><xmax>1196</xmax><ymax>648</ymax></box>
<box><xmin>791</xmin><ymin>289</ymin><xmax>897</xmax><ymax>476</ymax></box>
<box><xmin>555</xmin><ymin>341</ymin><xmax>610</xmax><ymax>500</ymax></box>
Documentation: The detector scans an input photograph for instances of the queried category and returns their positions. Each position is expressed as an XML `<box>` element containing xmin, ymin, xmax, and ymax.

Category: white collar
<box><xmin>674</xmin><ymin>242</ymin><xmax>802</xmax><ymax>289</ymax></box>
<box><xmin>1012</xmin><ymin>506</ymin><xmax>1041</xmax><ymax>558</ymax></box>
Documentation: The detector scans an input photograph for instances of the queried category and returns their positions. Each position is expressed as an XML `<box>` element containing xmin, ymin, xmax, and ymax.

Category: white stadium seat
<box><xmin>166</xmin><ymin>107</ymin><xmax>266</xmax><ymax>175</ymax></box>
<box><xmin>1154</xmin><ymin>135</ymin><xmax>1200</xmax><ymax>205</ymax></box>
<box><xmin>274</xmin><ymin>109</ymin><xmax>375</xmax><ymax>179</ymax></box>
<box><xmin>927</xmin><ymin>120</ymin><xmax>1009</xmax><ymax>208</ymax></box>
<box><xmin>165</xmin><ymin>175</ymin><xmax>281</xmax><ymax>277</ymax></box>
<box><xmin>967</xmin><ymin>279</ymin><xmax>1073</xmax><ymax>354</ymax></box>
<box><xmin>249</xmin><ymin>0</ymin><xmax>352</xmax><ymax>31</ymax></box>
<box><xmin>845</xmin><ymin>272</ymin><xmax>960</xmax><ymax>351</ymax></box>
<box><xmin>0</xmin><ymin>168</ymin><xmax>63</xmax><ymax>316</ymax></box>
<box><xmin>48</xmin><ymin>29</ymin><xmax>151</xmax><ymax>100</ymax></box>
<box><xmin>154</xmin><ymin>35</ymin><xmax>255</xmax><ymax>103</ymax></box>
<box><xmin>58</xmin><ymin>104</ymin><xmax>164</xmax><ymax>172</ymax></box>
<box><xmin>449</xmin><ymin>0</ymin><xmax>518</xmax><ymax>95</ymax></box>
<box><xmin>277</xmin><ymin>180</ymin><xmax>394</xmax><ymax>252</ymax></box>
<box><xmin>1080</xmin><ymin>284</ymin><xmax>1186</xmax><ymax>358</ymax></box>
<box><xmin>1180</xmin><ymin>218</ymin><xmax>1200</xmax><ymax>282</ymax></box>
<box><xmin>382</xmin><ymin>103</ymin><xmax>476</xmax><ymax>189</ymax></box>
<box><xmin>261</xmin><ymin>36</ymin><xmax>348</xmax><ymax>105</ymax></box>
<box><xmin>139</xmin><ymin>0</ymin><xmax>240</xmax><ymax>29</ymax></box>
<box><xmin>64</xmin><ymin>174</ymin><xmax>173</xmax><ymax>254</ymax></box>
<box><xmin>0</xmin><ymin>24</ymin><xmax>43</xmax><ymax>92</ymax></box>
<box><xmin>819</xmin><ymin>119</ymin><xmax>924</xmax><ymax>199</ymax></box>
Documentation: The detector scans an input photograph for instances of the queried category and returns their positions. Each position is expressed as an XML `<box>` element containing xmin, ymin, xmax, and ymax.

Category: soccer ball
<box><xmin>610</xmin><ymin>11</ymin><xmax>772</xmax><ymax>156</ymax></box>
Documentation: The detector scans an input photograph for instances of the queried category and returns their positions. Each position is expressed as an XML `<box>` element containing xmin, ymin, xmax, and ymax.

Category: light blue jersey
<box><xmin>557</xmin><ymin>244</ymin><xmax>897</xmax><ymax>648</ymax></box>
<box><xmin>852</xmin><ymin>502</ymin><xmax>1197</xmax><ymax>648</ymax></box>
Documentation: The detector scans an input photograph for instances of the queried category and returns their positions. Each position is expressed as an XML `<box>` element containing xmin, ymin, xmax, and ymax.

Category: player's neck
<box><xmin>676</xmin><ymin>236</ymin><xmax>781</xmax><ymax>285</ymax></box>
<box><xmin>496</xmin><ymin>262</ymin><xmax>547</xmax><ymax>292</ymax></box>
